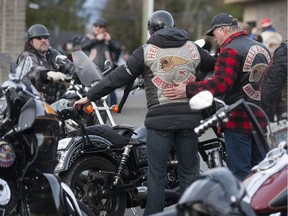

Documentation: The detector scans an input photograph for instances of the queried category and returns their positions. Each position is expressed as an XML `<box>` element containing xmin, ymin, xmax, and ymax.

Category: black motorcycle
<box><xmin>53</xmin><ymin>105</ymin><xmax>179</xmax><ymax>216</ymax></box>
<box><xmin>55</xmin><ymin>52</ymin><xmax>114</xmax><ymax>127</ymax></box>
<box><xmin>52</xmin><ymin>49</ymin><xmax>228</xmax><ymax>216</ymax></box>
<box><xmin>0</xmin><ymin>53</ymin><xmax>94</xmax><ymax>215</ymax></box>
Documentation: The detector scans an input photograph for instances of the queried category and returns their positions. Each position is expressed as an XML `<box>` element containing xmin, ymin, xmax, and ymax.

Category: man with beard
<box><xmin>16</xmin><ymin>24</ymin><xmax>67</xmax><ymax>104</ymax></box>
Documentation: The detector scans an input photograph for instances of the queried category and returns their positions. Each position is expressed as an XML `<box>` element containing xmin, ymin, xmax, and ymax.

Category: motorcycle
<box><xmin>55</xmin><ymin>51</ymin><xmax>117</xmax><ymax>129</ymax></box>
<box><xmin>52</xmin><ymin>49</ymin><xmax>230</xmax><ymax>216</ymax></box>
<box><xmin>52</xmin><ymin>51</ymin><xmax>179</xmax><ymax>216</ymax></box>
<box><xmin>152</xmin><ymin>90</ymin><xmax>287</xmax><ymax>216</ymax></box>
<box><xmin>52</xmin><ymin>70</ymin><xmax>179</xmax><ymax>216</ymax></box>
<box><xmin>0</xmin><ymin>53</ymin><xmax>94</xmax><ymax>215</ymax></box>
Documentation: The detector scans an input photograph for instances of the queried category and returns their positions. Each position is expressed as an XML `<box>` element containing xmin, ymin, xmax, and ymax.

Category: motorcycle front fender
<box><xmin>61</xmin><ymin>182</ymin><xmax>82</xmax><ymax>215</ymax></box>
<box><xmin>25</xmin><ymin>172</ymin><xmax>63</xmax><ymax>215</ymax></box>
<box><xmin>55</xmin><ymin>135</ymin><xmax>113</xmax><ymax>173</ymax></box>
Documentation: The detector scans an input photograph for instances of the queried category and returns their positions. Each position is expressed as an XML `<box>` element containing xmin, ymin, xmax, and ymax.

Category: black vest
<box><xmin>222</xmin><ymin>36</ymin><xmax>271</xmax><ymax>105</ymax></box>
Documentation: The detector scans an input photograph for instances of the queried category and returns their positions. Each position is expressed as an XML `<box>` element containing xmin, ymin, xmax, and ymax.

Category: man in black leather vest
<box><xmin>164</xmin><ymin>13</ymin><xmax>271</xmax><ymax>181</ymax></box>
<box><xmin>73</xmin><ymin>10</ymin><xmax>216</xmax><ymax>215</ymax></box>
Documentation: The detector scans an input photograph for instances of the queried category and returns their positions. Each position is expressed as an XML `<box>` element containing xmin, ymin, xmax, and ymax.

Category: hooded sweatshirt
<box><xmin>87</xmin><ymin>27</ymin><xmax>215</xmax><ymax>130</ymax></box>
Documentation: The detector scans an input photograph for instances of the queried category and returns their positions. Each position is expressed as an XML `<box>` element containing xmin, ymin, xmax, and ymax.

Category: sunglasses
<box><xmin>34</xmin><ymin>36</ymin><xmax>49</xmax><ymax>40</ymax></box>
<box><xmin>94</xmin><ymin>25</ymin><xmax>105</xmax><ymax>28</ymax></box>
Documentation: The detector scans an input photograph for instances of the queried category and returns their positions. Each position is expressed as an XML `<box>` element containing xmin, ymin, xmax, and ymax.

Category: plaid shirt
<box><xmin>187</xmin><ymin>31</ymin><xmax>268</xmax><ymax>134</ymax></box>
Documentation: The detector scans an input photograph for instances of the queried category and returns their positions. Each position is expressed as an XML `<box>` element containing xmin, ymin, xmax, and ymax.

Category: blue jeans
<box><xmin>143</xmin><ymin>128</ymin><xmax>199</xmax><ymax>216</ymax></box>
<box><xmin>223</xmin><ymin>129</ymin><xmax>265</xmax><ymax>181</ymax></box>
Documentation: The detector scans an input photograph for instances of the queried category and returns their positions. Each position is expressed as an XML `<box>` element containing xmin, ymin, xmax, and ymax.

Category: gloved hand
<box><xmin>47</xmin><ymin>71</ymin><xmax>67</xmax><ymax>82</ymax></box>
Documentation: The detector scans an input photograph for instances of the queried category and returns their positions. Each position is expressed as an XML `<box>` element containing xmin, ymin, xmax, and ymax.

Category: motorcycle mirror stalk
<box><xmin>102</xmin><ymin>60</ymin><xmax>113</xmax><ymax>76</ymax></box>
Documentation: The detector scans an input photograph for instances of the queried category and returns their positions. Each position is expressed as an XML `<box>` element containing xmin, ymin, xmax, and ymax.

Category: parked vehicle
<box><xmin>52</xmin><ymin>49</ymin><xmax>230</xmax><ymax>216</ymax></box>
<box><xmin>0</xmin><ymin>53</ymin><xmax>94</xmax><ymax>215</ymax></box>
<box><xmin>55</xmin><ymin>51</ymin><xmax>114</xmax><ymax>128</ymax></box>
<box><xmin>54</xmin><ymin>105</ymin><xmax>179</xmax><ymax>216</ymax></box>
<box><xmin>151</xmin><ymin>90</ymin><xmax>287</xmax><ymax>216</ymax></box>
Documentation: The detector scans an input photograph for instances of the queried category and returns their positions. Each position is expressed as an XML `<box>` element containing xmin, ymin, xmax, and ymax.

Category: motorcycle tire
<box><xmin>60</xmin><ymin>156</ymin><xmax>127</xmax><ymax>216</ymax></box>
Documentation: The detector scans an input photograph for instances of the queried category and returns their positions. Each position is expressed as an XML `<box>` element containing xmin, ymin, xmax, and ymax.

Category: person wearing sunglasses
<box><xmin>79</xmin><ymin>18</ymin><xmax>114</xmax><ymax>72</ymax></box>
<box><xmin>16</xmin><ymin>24</ymin><xmax>68</xmax><ymax>104</ymax></box>
<box><xmin>79</xmin><ymin>18</ymin><xmax>120</xmax><ymax>113</ymax></box>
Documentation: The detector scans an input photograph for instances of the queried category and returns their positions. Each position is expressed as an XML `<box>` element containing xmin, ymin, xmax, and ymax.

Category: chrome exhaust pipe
<box><xmin>132</xmin><ymin>186</ymin><xmax>180</xmax><ymax>200</ymax></box>
<box><xmin>132</xmin><ymin>185</ymin><xmax>147</xmax><ymax>199</ymax></box>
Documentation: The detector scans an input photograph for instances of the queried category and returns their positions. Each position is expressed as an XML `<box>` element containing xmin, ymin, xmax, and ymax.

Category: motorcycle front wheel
<box><xmin>60</xmin><ymin>156</ymin><xmax>127</xmax><ymax>216</ymax></box>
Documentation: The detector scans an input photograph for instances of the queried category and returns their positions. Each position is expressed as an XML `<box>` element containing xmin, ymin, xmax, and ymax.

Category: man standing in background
<box><xmin>260</xmin><ymin>18</ymin><xmax>283</xmax><ymax>56</ymax></box>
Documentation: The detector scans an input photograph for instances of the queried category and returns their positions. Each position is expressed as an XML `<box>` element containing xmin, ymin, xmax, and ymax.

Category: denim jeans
<box><xmin>143</xmin><ymin>128</ymin><xmax>199</xmax><ymax>216</ymax></box>
<box><xmin>223</xmin><ymin>129</ymin><xmax>265</xmax><ymax>181</ymax></box>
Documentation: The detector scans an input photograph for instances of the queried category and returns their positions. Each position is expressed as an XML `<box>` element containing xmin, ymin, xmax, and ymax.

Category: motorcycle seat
<box><xmin>69</xmin><ymin>124</ymin><xmax>133</xmax><ymax>146</ymax></box>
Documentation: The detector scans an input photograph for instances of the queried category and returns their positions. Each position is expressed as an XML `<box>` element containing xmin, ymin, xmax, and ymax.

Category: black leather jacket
<box><xmin>16</xmin><ymin>47</ymin><xmax>67</xmax><ymax>104</ymax></box>
<box><xmin>261</xmin><ymin>41</ymin><xmax>287</xmax><ymax>121</ymax></box>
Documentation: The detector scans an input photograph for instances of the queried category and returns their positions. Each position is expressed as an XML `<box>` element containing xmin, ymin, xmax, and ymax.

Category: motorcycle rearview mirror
<box><xmin>104</xmin><ymin>60</ymin><xmax>112</xmax><ymax>69</ymax></box>
<box><xmin>102</xmin><ymin>60</ymin><xmax>113</xmax><ymax>76</ymax></box>
<box><xmin>55</xmin><ymin>55</ymin><xmax>68</xmax><ymax>65</ymax></box>
<box><xmin>194</xmin><ymin>39</ymin><xmax>205</xmax><ymax>48</ymax></box>
<box><xmin>189</xmin><ymin>90</ymin><xmax>214</xmax><ymax>110</ymax></box>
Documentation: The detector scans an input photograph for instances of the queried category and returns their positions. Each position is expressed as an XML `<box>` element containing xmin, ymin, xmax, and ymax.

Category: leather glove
<box><xmin>47</xmin><ymin>71</ymin><xmax>67</xmax><ymax>82</ymax></box>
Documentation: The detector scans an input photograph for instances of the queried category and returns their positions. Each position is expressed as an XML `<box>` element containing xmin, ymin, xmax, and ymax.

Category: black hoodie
<box><xmin>87</xmin><ymin>27</ymin><xmax>216</xmax><ymax>130</ymax></box>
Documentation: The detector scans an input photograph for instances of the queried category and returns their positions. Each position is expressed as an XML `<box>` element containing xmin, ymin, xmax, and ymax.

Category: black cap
<box><xmin>205</xmin><ymin>13</ymin><xmax>238</xmax><ymax>36</ymax></box>
<box><xmin>93</xmin><ymin>18</ymin><xmax>107</xmax><ymax>27</ymax></box>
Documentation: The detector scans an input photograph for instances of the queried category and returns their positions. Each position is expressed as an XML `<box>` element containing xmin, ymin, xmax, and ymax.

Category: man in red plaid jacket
<box><xmin>164</xmin><ymin>13</ymin><xmax>271</xmax><ymax>180</ymax></box>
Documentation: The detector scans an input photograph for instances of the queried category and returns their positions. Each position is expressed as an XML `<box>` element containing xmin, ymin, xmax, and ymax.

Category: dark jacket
<box><xmin>87</xmin><ymin>27</ymin><xmax>216</xmax><ymax>130</ymax></box>
<box><xmin>223</xmin><ymin>34</ymin><xmax>271</xmax><ymax>105</ymax></box>
<box><xmin>80</xmin><ymin>34</ymin><xmax>112</xmax><ymax>71</ymax></box>
<box><xmin>16</xmin><ymin>47</ymin><xmax>66</xmax><ymax>104</ymax></box>
<box><xmin>261</xmin><ymin>41</ymin><xmax>288</xmax><ymax>121</ymax></box>
<box><xmin>185</xmin><ymin>31</ymin><xmax>271</xmax><ymax>134</ymax></box>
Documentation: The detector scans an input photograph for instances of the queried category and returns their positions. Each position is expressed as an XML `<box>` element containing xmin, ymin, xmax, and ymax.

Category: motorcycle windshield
<box><xmin>0</xmin><ymin>53</ymin><xmax>16</xmax><ymax>75</ymax></box>
<box><xmin>72</xmin><ymin>50</ymin><xmax>103</xmax><ymax>87</ymax></box>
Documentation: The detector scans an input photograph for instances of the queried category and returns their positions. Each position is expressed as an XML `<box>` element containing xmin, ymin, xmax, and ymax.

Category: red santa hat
<box><xmin>261</xmin><ymin>18</ymin><xmax>272</xmax><ymax>28</ymax></box>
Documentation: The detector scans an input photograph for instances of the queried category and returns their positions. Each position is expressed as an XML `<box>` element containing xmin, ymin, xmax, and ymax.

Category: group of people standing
<box><xmin>14</xmin><ymin>9</ymin><xmax>286</xmax><ymax>216</ymax></box>
<box><xmin>249</xmin><ymin>17</ymin><xmax>283</xmax><ymax>56</ymax></box>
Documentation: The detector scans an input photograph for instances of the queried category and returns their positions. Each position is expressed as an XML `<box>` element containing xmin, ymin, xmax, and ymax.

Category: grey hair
<box><xmin>225</xmin><ymin>25</ymin><xmax>242</xmax><ymax>33</ymax></box>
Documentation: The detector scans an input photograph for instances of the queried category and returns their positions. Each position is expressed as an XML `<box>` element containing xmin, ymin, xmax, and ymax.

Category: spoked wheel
<box><xmin>60</xmin><ymin>156</ymin><xmax>127</xmax><ymax>216</ymax></box>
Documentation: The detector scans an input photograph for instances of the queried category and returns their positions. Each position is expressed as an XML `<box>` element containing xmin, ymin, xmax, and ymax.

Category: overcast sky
<box><xmin>83</xmin><ymin>0</ymin><xmax>107</xmax><ymax>25</ymax></box>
